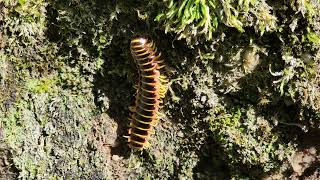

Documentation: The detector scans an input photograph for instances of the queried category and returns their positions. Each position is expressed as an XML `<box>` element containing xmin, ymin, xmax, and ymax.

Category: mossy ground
<box><xmin>0</xmin><ymin>0</ymin><xmax>320</xmax><ymax>179</ymax></box>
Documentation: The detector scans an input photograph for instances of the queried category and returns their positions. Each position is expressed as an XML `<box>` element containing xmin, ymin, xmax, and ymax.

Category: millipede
<box><xmin>127</xmin><ymin>36</ymin><xmax>168</xmax><ymax>150</ymax></box>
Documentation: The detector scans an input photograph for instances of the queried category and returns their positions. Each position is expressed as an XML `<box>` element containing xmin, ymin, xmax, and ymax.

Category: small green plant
<box><xmin>155</xmin><ymin>0</ymin><xmax>277</xmax><ymax>42</ymax></box>
<box><xmin>156</xmin><ymin>0</ymin><xmax>219</xmax><ymax>40</ymax></box>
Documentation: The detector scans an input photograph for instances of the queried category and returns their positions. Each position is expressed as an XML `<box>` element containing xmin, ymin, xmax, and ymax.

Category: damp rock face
<box><xmin>0</xmin><ymin>0</ymin><xmax>320</xmax><ymax>179</ymax></box>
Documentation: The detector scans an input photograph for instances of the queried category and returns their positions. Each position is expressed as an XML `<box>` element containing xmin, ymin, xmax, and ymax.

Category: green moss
<box><xmin>155</xmin><ymin>0</ymin><xmax>277</xmax><ymax>42</ymax></box>
<box><xmin>155</xmin><ymin>0</ymin><xmax>219</xmax><ymax>40</ymax></box>
<box><xmin>25</xmin><ymin>75</ymin><xmax>58</xmax><ymax>94</ymax></box>
<box><xmin>305</xmin><ymin>31</ymin><xmax>320</xmax><ymax>45</ymax></box>
<box><xmin>2</xmin><ymin>91</ymin><xmax>110</xmax><ymax>178</ymax></box>
<box><xmin>209</xmin><ymin>106</ymin><xmax>296</xmax><ymax>174</ymax></box>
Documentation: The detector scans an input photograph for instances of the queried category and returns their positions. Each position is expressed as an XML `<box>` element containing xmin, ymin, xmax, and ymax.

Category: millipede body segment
<box><xmin>128</xmin><ymin>36</ymin><xmax>168</xmax><ymax>150</ymax></box>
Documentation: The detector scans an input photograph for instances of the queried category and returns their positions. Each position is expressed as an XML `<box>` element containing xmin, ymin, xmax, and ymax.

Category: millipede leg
<box><xmin>129</xmin><ymin>106</ymin><xmax>136</xmax><ymax>112</ymax></box>
<box><xmin>157</xmin><ymin>112</ymin><xmax>166</xmax><ymax>121</ymax></box>
<box><xmin>144</xmin><ymin>141</ymin><xmax>151</xmax><ymax>148</ymax></box>
<box><xmin>159</xmin><ymin>76</ymin><xmax>169</xmax><ymax>83</ymax></box>
<box><xmin>124</xmin><ymin>135</ymin><xmax>130</xmax><ymax>141</ymax></box>
<box><xmin>151</xmin><ymin>120</ymin><xmax>158</xmax><ymax>126</ymax></box>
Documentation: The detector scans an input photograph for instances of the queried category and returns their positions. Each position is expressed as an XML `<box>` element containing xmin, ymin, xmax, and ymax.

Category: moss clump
<box><xmin>1</xmin><ymin>0</ymin><xmax>59</xmax><ymax>71</ymax></box>
<box><xmin>2</xmin><ymin>91</ymin><xmax>112</xmax><ymax>179</ymax></box>
<box><xmin>155</xmin><ymin>0</ymin><xmax>277</xmax><ymax>42</ymax></box>
<box><xmin>264</xmin><ymin>1</ymin><xmax>320</xmax><ymax>127</ymax></box>
<box><xmin>209</xmin><ymin>106</ymin><xmax>296</xmax><ymax>175</ymax></box>
<box><xmin>25</xmin><ymin>75</ymin><xmax>58</xmax><ymax>94</ymax></box>
<box><xmin>0</xmin><ymin>0</ymin><xmax>115</xmax><ymax>178</ymax></box>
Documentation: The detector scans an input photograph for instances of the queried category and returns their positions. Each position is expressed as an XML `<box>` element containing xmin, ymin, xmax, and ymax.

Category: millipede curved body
<box><xmin>128</xmin><ymin>37</ymin><xmax>168</xmax><ymax>150</ymax></box>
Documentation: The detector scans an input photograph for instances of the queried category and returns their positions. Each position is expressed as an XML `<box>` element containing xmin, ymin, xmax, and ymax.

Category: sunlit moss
<box><xmin>155</xmin><ymin>0</ymin><xmax>277</xmax><ymax>42</ymax></box>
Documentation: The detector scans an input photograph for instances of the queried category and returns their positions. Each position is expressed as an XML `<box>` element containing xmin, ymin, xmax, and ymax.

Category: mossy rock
<box><xmin>1</xmin><ymin>0</ymin><xmax>320</xmax><ymax>179</ymax></box>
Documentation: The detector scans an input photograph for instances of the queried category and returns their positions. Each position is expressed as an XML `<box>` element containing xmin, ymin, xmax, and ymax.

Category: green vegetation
<box><xmin>0</xmin><ymin>0</ymin><xmax>320</xmax><ymax>179</ymax></box>
<box><xmin>209</xmin><ymin>107</ymin><xmax>295</xmax><ymax>175</ymax></box>
<box><xmin>156</xmin><ymin>0</ymin><xmax>277</xmax><ymax>42</ymax></box>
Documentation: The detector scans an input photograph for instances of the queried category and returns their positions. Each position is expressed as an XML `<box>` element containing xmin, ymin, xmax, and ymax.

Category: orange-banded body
<box><xmin>128</xmin><ymin>37</ymin><xmax>168</xmax><ymax>150</ymax></box>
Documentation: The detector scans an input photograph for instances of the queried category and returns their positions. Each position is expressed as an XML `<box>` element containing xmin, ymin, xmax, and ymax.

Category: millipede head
<box><xmin>131</xmin><ymin>35</ymin><xmax>151</xmax><ymax>41</ymax></box>
<box><xmin>130</xmin><ymin>35</ymin><xmax>150</xmax><ymax>45</ymax></box>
